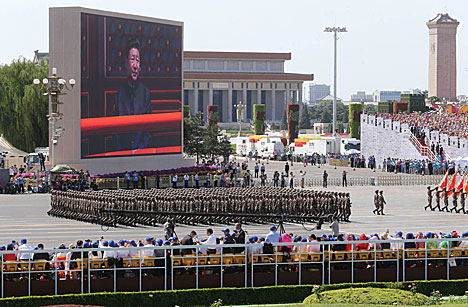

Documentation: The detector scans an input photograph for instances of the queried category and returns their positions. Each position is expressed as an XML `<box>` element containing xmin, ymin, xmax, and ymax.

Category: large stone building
<box><xmin>183</xmin><ymin>51</ymin><xmax>313</xmax><ymax>122</ymax></box>
<box><xmin>427</xmin><ymin>13</ymin><xmax>459</xmax><ymax>101</ymax></box>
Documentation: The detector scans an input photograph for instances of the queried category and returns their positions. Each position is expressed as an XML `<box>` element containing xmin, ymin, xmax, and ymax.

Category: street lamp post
<box><xmin>234</xmin><ymin>101</ymin><xmax>246</xmax><ymax>137</ymax></box>
<box><xmin>324</xmin><ymin>26</ymin><xmax>347</xmax><ymax>136</ymax></box>
<box><xmin>33</xmin><ymin>67</ymin><xmax>75</xmax><ymax>169</ymax></box>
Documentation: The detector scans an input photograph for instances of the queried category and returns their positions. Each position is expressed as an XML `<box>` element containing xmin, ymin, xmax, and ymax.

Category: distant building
<box><xmin>33</xmin><ymin>50</ymin><xmax>48</xmax><ymax>65</ymax></box>
<box><xmin>401</xmin><ymin>89</ymin><xmax>423</xmax><ymax>95</ymax></box>
<box><xmin>373</xmin><ymin>90</ymin><xmax>401</xmax><ymax>102</ymax></box>
<box><xmin>427</xmin><ymin>13</ymin><xmax>459</xmax><ymax>101</ymax></box>
<box><xmin>183</xmin><ymin>51</ymin><xmax>313</xmax><ymax>123</ymax></box>
<box><xmin>309</xmin><ymin>83</ymin><xmax>330</xmax><ymax>104</ymax></box>
<box><xmin>350</xmin><ymin>91</ymin><xmax>373</xmax><ymax>102</ymax></box>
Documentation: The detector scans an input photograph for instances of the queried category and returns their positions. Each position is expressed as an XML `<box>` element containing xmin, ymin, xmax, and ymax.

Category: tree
<box><xmin>0</xmin><ymin>57</ymin><xmax>49</xmax><ymax>152</ymax></box>
<box><xmin>364</xmin><ymin>104</ymin><xmax>378</xmax><ymax>114</ymax></box>
<box><xmin>217</xmin><ymin>136</ymin><xmax>232</xmax><ymax>162</ymax></box>
<box><xmin>183</xmin><ymin>112</ymin><xmax>205</xmax><ymax>163</ymax></box>
<box><xmin>308</xmin><ymin>100</ymin><xmax>348</xmax><ymax>125</ymax></box>
<box><xmin>299</xmin><ymin>103</ymin><xmax>311</xmax><ymax>129</ymax></box>
<box><xmin>202</xmin><ymin>124</ymin><xmax>221</xmax><ymax>161</ymax></box>
<box><xmin>320</xmin><ymin>108</ymin><xmax>332</xmax><ymax>123</ymax></box>
<box><xmin>280</xmin><ymin>110</ymin><xmax>287</xmax><ymax>130</ymax></box>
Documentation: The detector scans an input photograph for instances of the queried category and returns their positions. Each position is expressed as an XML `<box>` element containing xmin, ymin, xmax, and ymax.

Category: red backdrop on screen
<box><xmin>80</xmin><ymin>13</ymin><xmax>182</xmax><ymax>158</ymax></box>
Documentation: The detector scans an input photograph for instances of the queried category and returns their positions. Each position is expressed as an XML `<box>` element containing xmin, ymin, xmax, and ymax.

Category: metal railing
<box><xmin>409</xmin><ymin>133</ymin><xmax>437</xmax><ymax>161</ymax></box>
<box><xmin>95</xmin><ymin>174</ymin><xmax>445</xmax><ymax>191</ymax></box>
<box><xmin>0</xmin><ymin>238</ymin><xmax>467</xmax><ymax>297</ymax></box>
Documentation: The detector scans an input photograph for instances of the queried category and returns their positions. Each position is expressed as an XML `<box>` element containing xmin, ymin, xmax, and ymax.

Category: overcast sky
<box><xmin>1</xmin><ymin>0</ymin><xmax>467</xmax><ymax>99</ymax></box>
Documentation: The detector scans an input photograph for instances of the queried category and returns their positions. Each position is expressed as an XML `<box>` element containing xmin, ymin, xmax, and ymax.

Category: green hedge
<box><xmin>320</xmin><ymin>279</ymin><xmax>468</xmax><ymax>296</ymax></box>
<box><xmin>0</xmin><ymin>285</ymin><xmax>316</xmax><ymax>307</ymax></box>
<box><xmin>348</xmin><ymin>103</ymin><xmax>362</xmax><ymax>139</ymax></box>
<box><xmin>304</xmin><ymin>287</ymin><xmax>430</xmax><ymax>305</ymax></box>
<box><xmin>2</xmin><ymin>280</ymin><xmax>468</xmax><ymax>306</ymax></box>
<box><xmin>253</xmin><ymin>104</ymin><xmax>266</xmax><ymax>135</ymax></box>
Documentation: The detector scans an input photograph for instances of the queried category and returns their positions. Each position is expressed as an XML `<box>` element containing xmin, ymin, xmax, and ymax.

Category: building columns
<box><xmin>286</xmin><ymin>83</ymin><xmax>291</xmax><ymax>105</ymax></box>
<box><xmin>257</xmin><ymin>87</ymin><xmax>262</xmax><ymax>105</ymax></box>
<box><xmin>271</xmin><ymin>88</ymin><xmax>276</xmax><ymax>121</ymax></box>
<box><xmin>298</xmin><ymin>86</ymin><xmax>303</xmax><ymax>104</ymax></box>
<box><xmin>193</xmin><ymin>83</ymin><xmax>199</xmax><ymax>115</ymax></box>
<box><xmin>208</xmin><ymin>84</ymin><xmax>213</xmax><ymax>111</ymax></box>
<box><xmin>242</xmin><ymin>83</ymin><xmax>247</xmax><ymax>122</ymax></box>
<box><xmin>228</xmin><ymin>84</ymin><xmax>233</xmax><ymax>122</ymax></box>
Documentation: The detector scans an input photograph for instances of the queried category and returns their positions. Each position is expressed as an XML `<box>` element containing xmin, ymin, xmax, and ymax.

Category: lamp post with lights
<box><xmin>33</xmin><ymin>67</ymin><xmax>75</xmax><ymax>168</ymax></box>
<box><xmin>324</xmin><ymin>26</ymin><xmax>347</xmax><ymax>136</ymax></box>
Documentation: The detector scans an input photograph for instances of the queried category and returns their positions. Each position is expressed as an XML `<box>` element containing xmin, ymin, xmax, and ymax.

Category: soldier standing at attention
<box><xmin>322</xmin><ymin>170</ymin><xmax>328</xmax><ymax>188</ymax></box>
<box><xmin>378</xmin><ymin>190</ymin><xmax>386</xmax><ymax>215</ymax></box>
<box><xmin>372</xmin><ymin>190</ymin><xmax>379</xmax><ymax>215</ymax></box>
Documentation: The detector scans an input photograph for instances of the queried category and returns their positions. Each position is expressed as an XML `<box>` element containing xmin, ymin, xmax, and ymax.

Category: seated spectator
<box><xmin>307</xmin><ymin>234</ymin><xmax>321</xmax><ymax>252</ymax></box>
<box><xmin>200</xmin><ymin>228</ymin><xmax>216</xmax><ymax>255</ymax></box>
<box><xmin>265</xmin><ymin>226</ymin><xmax>281</xmax><ymax>243</ymax></box>
<box><xmin>221</xmin><ymin>228</ymin><xmax>235</xmax><ymax>254</ymax></box>
<box><xmin>89</xmin><ymin>241</ymin><xmax>102</xmax><ymax>259</ymax></box>
<box><xmin>415</xmin><ymin>233</ymin><xmax>425</xmax><ymax>249</ymax></box>
<box><xmin>4</xmin><ymin>243</ymin><xmax>16</xmax><ymax>262</ymax></box>
<box><xmin>355</xmin><ymin>234</ymin><xmax>369</xmax><ymax>251</ymax></box>
<box><xmin>405</xmin><ymin>233</ymin><xmax>416</xmax><ymax>249</ymax></box>
<box><xmin>332</xmin><ymin>234</ymin><xmax>347</xmax><ymax>251</ymax></box>
<box><xmin>368</xmin><ymin>235</ymin><xmax>381</xmax><ymax>251</ymax></box>
<box><xmin>279</xmin><ymin>233</ymin><xmax>292</xmax><ymax>253</ymax></box>
<box><xmin>181</xmin><ymin>231</ymin><xmax>197</xmax><ymax>256</ymax></box>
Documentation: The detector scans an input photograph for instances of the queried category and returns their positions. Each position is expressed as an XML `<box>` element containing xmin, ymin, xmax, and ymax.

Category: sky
<box><xmin>1</xmin><ymin>0</ymin><xmax>467</xmax><ymax>100</ymax></box>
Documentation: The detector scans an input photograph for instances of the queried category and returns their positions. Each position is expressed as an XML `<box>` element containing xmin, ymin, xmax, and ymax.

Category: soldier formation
<box><xmin>425</xmin><ymin>185</ymin><xmax>468</xmax><ymax>214</ymax></box>
<box><xmin>48</xmin><ymin>187</ymin><xmax>352</xmax><ymax>227</ymax></box>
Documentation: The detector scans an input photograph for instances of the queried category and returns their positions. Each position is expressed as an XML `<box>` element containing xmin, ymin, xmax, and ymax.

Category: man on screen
<box><xmin>115</xmin><ymin>38</ymin><xmax>152</xmax><ymax>150</ymax></box>
<box><xmin>116</xmin><ymin>38</ymin><xmax>151</xmax><ymax>116</ymax></box>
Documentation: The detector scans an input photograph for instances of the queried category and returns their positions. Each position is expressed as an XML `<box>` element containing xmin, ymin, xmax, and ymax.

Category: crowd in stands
<box><xmin>386</xmin><ymin>111</ymin><xmax>468</xmax><ymax>139</ymax></box>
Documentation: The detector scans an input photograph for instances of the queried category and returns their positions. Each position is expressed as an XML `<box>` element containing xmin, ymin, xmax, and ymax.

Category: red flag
<box><xmin>456</xmin><ymin>173</ymin><xmax>466</xmax><ymax>197</ymax></box>
<box><xmin>445</xmin><ymin>173</ymin><xmax>457</xmax><ymax>198</ymax></box>
<box><xmin>439</xmin><ymin>170</ymin><xmax>449</xmax><ymax>190</ymax></box>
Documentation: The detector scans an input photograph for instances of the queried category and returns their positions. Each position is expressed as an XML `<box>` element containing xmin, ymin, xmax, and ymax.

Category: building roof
<box><xmin>319</xmin><ymin>94</ymin><xmax>342</xmax><ymax>101</ymax></box>
<box><xmin>427</xmin><ymin>13</ymin><xmax>459</xmax><ymax>25</ymax></box>
<box><xmin>33</xmin><ymin>50</ymin><xmax>48</xmax><ymax>65</ymax></box>
<box><xmin>184</xmin><ymin>51</ymin><xmax>291</xmax><ymax>61</ymax></box>
<box><xmin>184</xmin><ymin>72</ymin><xmax>313</xmax><ymax>81</ymax></box>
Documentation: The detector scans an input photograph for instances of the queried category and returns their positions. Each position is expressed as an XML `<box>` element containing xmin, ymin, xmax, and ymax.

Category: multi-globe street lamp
<box><xmin>33</xmin><ymin>67</ymin><xmax>75</xmax><ymax>168</ymax></box>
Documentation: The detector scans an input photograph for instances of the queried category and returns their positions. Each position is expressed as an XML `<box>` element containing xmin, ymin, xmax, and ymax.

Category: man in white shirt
<box><xmin>184</xmin><ymin>174</ymin><xmax>190</xmax><ymax>188</ymax></box>
<box><xmin>265</xmin><ymin>226</ymin><xmax>281</xmax><ymax>243</ymax></box>
<box><xmin>172</xmin><ymin>175</ymin><xmax>178</xmax><ymax>189</ymax></box>
<box><xmin>102</xmin><ymin>240</ymin><xmax>115</xmax><ymax>259</ymax></box>
<box><xmin>116</xmin><ymin>240</ymin><xmax>129</xmax><ymax>259</ymax></box>
<box><xmin>194</xmin><ymin>173</ymin><xmax>199</xmax><ymax>188</ymax></box>
<box><xmin>17</xmin><ymin>238</ymin><xmax>33</xmax><ymax>261</ymax></box>
<box><xmin>390</xmin><ymin>231</ymin><xmax>404</xmax><ymax>250</ymax></box>
<box><xmin>200</xmin><ymin>228</ymin><xmax>216</xmax><ymax>255</ymax></box>
<box><xmin>141</xmin><ymin>237</ymin><xmax>155</xmax><ymax>258</ymax></box>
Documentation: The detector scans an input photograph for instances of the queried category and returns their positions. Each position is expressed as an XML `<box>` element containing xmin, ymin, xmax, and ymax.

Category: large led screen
<box><xmin>80</xmin><ymin>13</ymin><xmax>182</xmax><ymax>158</ymax></box>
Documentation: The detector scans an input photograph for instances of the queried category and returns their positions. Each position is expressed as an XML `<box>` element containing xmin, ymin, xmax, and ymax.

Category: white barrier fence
<box><xmin>1</xmin><ymin>238</ymin><xmax>467</xmax><ymax>297</ymax></box>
